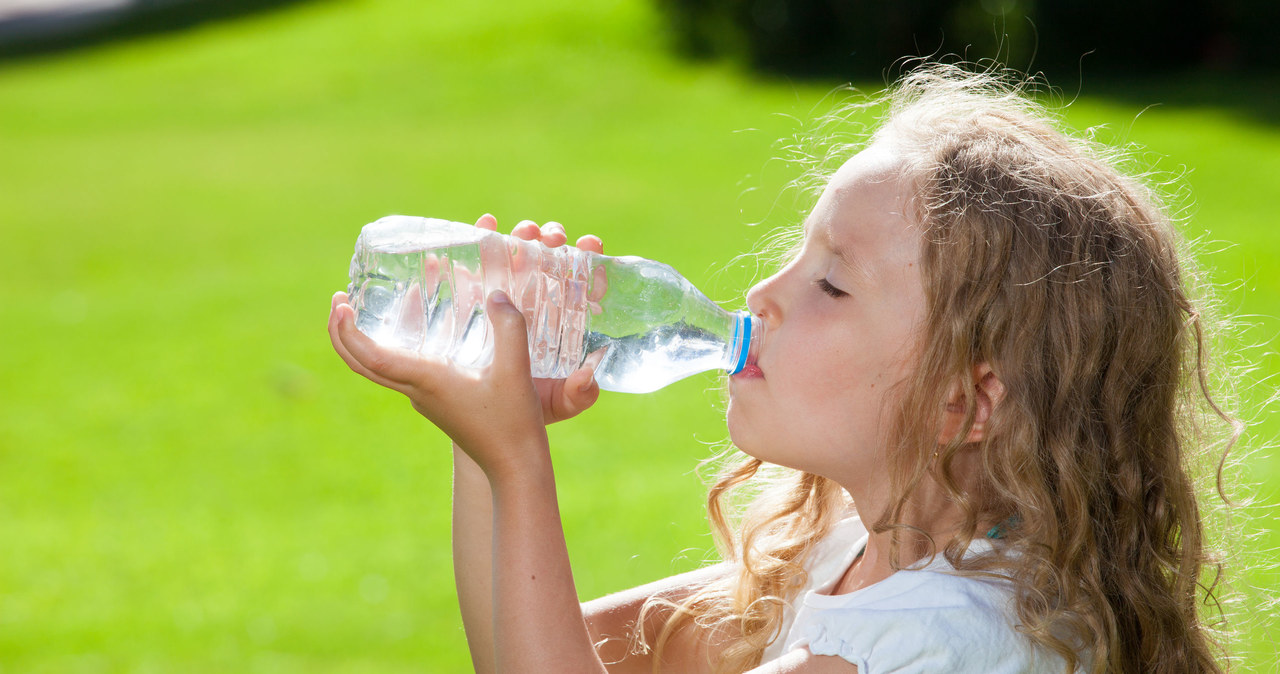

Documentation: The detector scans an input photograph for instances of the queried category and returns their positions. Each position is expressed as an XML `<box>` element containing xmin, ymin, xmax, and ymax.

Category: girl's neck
<box><xmin>833</xmin><ymin>466</ymin><xmax>990</xmax><ymax>595</ymax></box>
<box><xmin>831</xmin><ymin>528</ymin><xmax>944</xmax><ymax>594</ymax></box>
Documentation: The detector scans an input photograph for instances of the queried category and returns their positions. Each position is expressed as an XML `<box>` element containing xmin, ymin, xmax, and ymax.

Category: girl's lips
<box><xmin>734</xmin><ymin>364</ymin><xmax>764</xmax><ymax>379</ymax></box>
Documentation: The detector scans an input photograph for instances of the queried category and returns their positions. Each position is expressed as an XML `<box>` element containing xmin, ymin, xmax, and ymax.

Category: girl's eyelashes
<box><xmin>815</xmin><ymin>277</ymin><xmax>848</xmax><ymax>298</ymax></box>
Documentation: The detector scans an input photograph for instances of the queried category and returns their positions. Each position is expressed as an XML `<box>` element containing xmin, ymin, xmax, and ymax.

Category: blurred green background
<box><xmin>1</xmin><ymin>0</ymin><xmax>1276</xmax><ymax>671</ymax></box>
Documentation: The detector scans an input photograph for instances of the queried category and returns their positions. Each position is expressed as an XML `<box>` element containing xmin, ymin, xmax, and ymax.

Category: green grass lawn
<box><xmin>1</xmin><ymin>1</ymin><xmax>1276</xmax><ymax>671</ymax></box>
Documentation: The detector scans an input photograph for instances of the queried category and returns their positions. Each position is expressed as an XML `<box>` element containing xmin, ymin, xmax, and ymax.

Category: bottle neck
<box><xmin>725</xmin><ymin>312</ymin><xmax>764</xmax><ymax>375</ymax></box>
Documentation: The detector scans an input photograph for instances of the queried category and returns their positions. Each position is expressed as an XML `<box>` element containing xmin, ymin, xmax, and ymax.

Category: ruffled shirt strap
<box><xmin>760</xmin><ymin>516</ymin><xmax>867</xmax><ymax>663</ymax></box>
<box><xmin>764</xmin><ymin>518</ymin><xmax>1071</xmax><ymax>673</ymax></box>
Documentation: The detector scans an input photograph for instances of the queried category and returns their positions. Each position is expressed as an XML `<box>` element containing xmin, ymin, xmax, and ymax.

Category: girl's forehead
<box><xmin>804</xmin><ymin>140</ymin><xmax>920</xmax><ymax>268</ymax></box>
<box><xmin>813</xmin><ymin>145</ymin><xmax>912</xmax><ymax>230</ymax></box>
<box><xmin>832</xmin><ymin>140</ymin><xmax>908</xmax><ymax>188</ymax></box>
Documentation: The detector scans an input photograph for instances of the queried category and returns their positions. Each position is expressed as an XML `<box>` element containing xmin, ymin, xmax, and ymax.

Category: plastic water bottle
<box><xmin>346</xmin><ymin>215</ymin><xmax>764</xmax><ymax>394</ymax></box>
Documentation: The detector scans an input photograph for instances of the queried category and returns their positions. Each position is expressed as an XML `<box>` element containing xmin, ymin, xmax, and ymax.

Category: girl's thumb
<box><xmin>487</xmin><ymin>291</ymin><xmax>532</xmax><ymax>373</ymax></box>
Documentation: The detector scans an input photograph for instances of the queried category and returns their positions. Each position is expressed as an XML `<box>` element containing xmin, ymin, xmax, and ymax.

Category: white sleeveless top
<box><xmin>761</xmin><ymin>517</ymin><xmax>1072</xmax><ymax>672</ymax></box>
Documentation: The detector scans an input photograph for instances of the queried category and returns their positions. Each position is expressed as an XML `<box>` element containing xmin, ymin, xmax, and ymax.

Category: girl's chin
<box><xmin>724</xmin><ymin>403</ymin><xmax>743</xmax><ymax>438</ymax></box>
<box><xmin>724</xmin><ymin>405</ymin><xmax>758</xmax><ymax>454</ymax></box>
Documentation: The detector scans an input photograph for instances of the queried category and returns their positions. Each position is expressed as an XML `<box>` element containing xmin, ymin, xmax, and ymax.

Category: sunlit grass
<box><xmin>1</xmin><ymin>0</ymin><xmax>1275</xmax><ymax>671</ymax></box>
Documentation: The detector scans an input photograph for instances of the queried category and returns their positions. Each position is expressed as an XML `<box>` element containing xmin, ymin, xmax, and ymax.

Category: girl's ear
<box><xmin>939</xmin><ymin>364</ymin><xmax>1006</xmax><ymax>444</ymax></box>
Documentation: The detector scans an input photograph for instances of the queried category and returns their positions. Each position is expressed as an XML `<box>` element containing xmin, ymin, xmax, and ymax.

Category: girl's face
<box><xmin>728</xmin><ymin>140</ymin><xmax>926</xmax><ymax>491</ymax></box>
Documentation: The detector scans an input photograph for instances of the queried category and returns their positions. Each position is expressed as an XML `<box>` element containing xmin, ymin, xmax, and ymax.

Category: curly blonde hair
<box><xmin>640</xmin><ymin>64</ymin><xmax>1243</xmax><ymax>674</ymax></box>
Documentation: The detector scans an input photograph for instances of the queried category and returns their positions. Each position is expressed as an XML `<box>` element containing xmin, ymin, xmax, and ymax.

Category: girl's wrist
<box><xmin>452</xmin><ymin>443</ymin><xmax>488</xmax><ymax>480</ymax></box>
<box><xmin>466</xmin><ymin>434</ymin><xmax>554</xmax><ymax>489</ymax></box>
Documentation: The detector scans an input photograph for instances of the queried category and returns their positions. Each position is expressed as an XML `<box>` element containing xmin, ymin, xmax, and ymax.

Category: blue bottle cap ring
<box><xmin>729</xmin><ymin>313</ymin><xmax>751</xmax><ymax>375</ymax></box>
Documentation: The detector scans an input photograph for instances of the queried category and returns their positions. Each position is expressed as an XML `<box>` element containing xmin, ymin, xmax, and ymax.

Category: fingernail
<box><xmin>578</xmin><ymin>367</ymin><xmax>595</xmax><ymax>392</ymax></box>
<box><xmin>491</xmin><ymin>290</ymin><xmax>511</xmax><ymax>305</ymax></box>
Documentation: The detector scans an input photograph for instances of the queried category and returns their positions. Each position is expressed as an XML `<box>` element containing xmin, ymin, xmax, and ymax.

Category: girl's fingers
<box><xmin>475</xmin><ymin>213</ymin><xmax>498</xmax><ymax>231</ymax></box>
<box><xmin>540</xmin><ymin>221</ymin><xmax>568</xmax><ymax>248</ymax></box>
<box><xmin>331</xmin><ymin>300</ymin><xmax>433</xmax><ymax>392</ymax></box>
<box><xmin>575</xmin><ymin>234</ymin><xmax>603</xmax><ymax>255</ymax></box>
<box><xmin>500</xmin><ymin>218</ymin><xmax>600</xmax><ymax>254</ymax></box>
<box><xmin>539</xmin><ymin>365</ymin><xmax>599</xmax><ymax>424</ymax></box>
<box><xmin>564</xmin><ymin>364</ymin><xmax>597</xmax><ymax>394</ymax></box>
<box><xmin>562</xmin><ymin>365</ymin><xmax>599</xmax><ymax>415</ymax></box>
<box><xmin>329</xmin><ymin>298</ymin><xmax>393</xmax><ymax>387</ymax></box>
<box><xmin>512</xmin><ymin>220</ymin><xmax>540</xmax><ymax>240</ymax></box>
<box><xmin>562</xmin><ymin>351</ymin><xmax>604</xmax><ymax>417</ymax></box>
<box><xmin>486</xmin><ymin>291</ymin><xmax>533</xmax><ymax>380</ymax></box>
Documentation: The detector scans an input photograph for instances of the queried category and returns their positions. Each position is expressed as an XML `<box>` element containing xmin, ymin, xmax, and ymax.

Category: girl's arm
<box><xmin>451</xmin><ymin>444</ymin><xmax>496</xmax><ymax>672</ymax></box>
<box><xmin>330</xmin><ymin>217</ymin><xmax>608</xmax><ymax>672</ymax></box>
<box><xmin>585</xmin><ymin>575</ymin><xmax>858</xmax><ymax>673</ymax></box>
<box><xmin>487</xmin><ymin>430</ymin><xmax>600</xmax><ymax>672</ymax></box>
<box><xmin>447</xmin><ymin>218</ymin><xmax>605</xmax><ymax>671</ymax></box>
<box><xmin>583</xmin><ymin>563</ymin><xmax>731</xmax><ymax>672</ymax></box>
<box><xmin>330</xmin><ymin>288</ymin><xmax>604</xmax><ymax>672</ymax></box>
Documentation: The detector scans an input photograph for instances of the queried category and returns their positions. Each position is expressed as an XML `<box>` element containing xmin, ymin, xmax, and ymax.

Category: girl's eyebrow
<box><xmin>825</xmin><ymin>224</ymin><xmax>875</xmax><ymax>284</ymax></box>
<box><xmin>803</xmin><ymin>215</ymin><xmax>874</xmax><ymax>282</ymax></box>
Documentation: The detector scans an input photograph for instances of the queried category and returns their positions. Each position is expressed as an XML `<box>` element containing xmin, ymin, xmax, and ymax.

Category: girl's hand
<box><xmin>327</xmin><ymin>215</ymin><xmax>603</xmax><ymax>463</ymax></box>
<box><xmin>329</xmin><ymin>287</ymin><xmax>547</xmax><ymax>477</ymax></box>
<box><xmin>476</xmin><ymin>214</ymin><xmax>604</xmax><ymax>426</ymax></box>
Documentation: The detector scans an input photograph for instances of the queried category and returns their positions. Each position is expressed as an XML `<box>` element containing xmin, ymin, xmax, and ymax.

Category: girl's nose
<box><xmin>746</xmin><ymin>274</ymin><xmax>781</xmax><ymax>328</ymax></box>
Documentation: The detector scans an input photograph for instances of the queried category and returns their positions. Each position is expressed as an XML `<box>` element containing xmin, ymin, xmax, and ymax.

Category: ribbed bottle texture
<box><xmin>347</xmin><ymin>216</ymin><xmax>762</xmax><ymax>393</ymax></box>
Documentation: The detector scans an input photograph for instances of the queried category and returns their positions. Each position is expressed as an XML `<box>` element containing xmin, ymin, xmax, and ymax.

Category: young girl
<box><xmin>327</xmin><ymin>65</ymin><xmax>1240</xmax><ymax>673</ymax></box>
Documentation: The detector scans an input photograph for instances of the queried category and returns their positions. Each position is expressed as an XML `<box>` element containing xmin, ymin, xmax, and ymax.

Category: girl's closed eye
<box><xmin>815</xmin><ymin>277</ymin><xmax>848</xmax><ymax>298</ymax></box>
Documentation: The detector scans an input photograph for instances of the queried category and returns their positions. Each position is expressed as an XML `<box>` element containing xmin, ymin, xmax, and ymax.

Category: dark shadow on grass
<box><xmin>825</xmin><ymin>66</ymin><xmax>1280</xmax><ymax>130</ymax></box>
<box><xmin>1078</xmin><ymin>71</ymin><xmax>1280</xmax><ymax>129</ymax></box>
<box><xmin>735</xmin><ymin>55</ymin><xmax>1280</xmax><ymax>130</ymax></box>
<box><xmin>0</xmin><ymin>0</ymin><xmax>330</xmax><ymax>64</ymax></box>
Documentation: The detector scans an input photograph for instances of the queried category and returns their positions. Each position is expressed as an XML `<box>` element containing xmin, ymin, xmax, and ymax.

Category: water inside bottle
<box><xmin>587</xmin><ymin>321</ymin><xmax>733</xmax><ymax>393</ymax></box>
